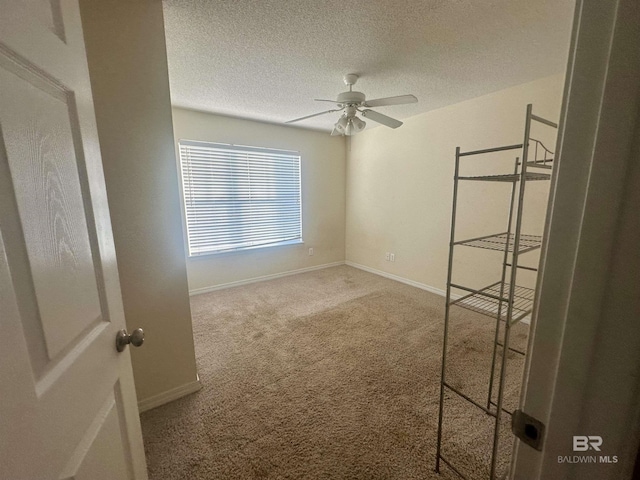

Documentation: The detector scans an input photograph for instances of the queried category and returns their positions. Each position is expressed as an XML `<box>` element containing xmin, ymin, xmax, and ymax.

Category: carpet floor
<box><xmin>140</xmin><ymin>265</ymin><xmax>528</xmax><ymax>479</ymax></box>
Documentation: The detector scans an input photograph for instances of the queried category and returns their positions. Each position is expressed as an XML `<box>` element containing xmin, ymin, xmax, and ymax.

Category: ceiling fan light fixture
<box><xmin>344</xmin><ymin>116</ymin><xmax>366</xmax><ymax>136</ymax></box>
<box><xmin>335</xmin><ymin>115</ymin><xmax>348</xmax><ymax>133</ymax></box>
<box><xmin>285</xmin><ymin>75</ymin><xmax>417</xmax><ymax>135</ymax></box>
<box><xmin>352</xmin><ymin>116</ymin><xmax>366</xmax><ymax>132</ymax></box>
<box><xmin>345</xmin><ymin>121</ymin><xmax>353</xmax><ymax>136</ymax></box>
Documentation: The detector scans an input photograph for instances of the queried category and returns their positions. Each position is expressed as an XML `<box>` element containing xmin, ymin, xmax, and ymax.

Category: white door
<box><xmin>511</xmin><ymin>0</ymin><xmax>640</xmax><ymax>478</ymax></box>
<box><xmin>0</xmin><ymin>2</ymin><xmax>148</xmax><ymax>479</ymax></box>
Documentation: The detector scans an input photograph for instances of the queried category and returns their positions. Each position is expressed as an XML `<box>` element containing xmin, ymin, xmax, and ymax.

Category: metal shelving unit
<box><xmin>454</xmin><ymin>233</ymin><xmax>543</xmax><ymax>254</ymax></box>
<box><xmin>457</xmin><ymin>172</ymin><xmax>551</xmax><ymax>182</ymax></box>
<box><xmin>451</xmin><ymin>282</ymin><xmax>535</xmax><ymax>323</ymax></box>
<box><xmin>435</xmin><ymin>104</ymin><xmax>558</xmax><ymax>480</ymax></box>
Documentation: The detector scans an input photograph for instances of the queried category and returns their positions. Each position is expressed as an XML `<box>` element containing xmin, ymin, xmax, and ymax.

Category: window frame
<box><xmin>177</xmin><ymin>140</ymin><xmax>303</xmax><ymax>257</ymax></box>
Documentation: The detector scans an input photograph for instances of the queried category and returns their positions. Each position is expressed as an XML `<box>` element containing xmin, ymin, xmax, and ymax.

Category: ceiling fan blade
<box><xmin>314</xmin><ymin>99</ymin><xmax>342</xmax><ymax>104</ymax></box>
<box><xmin>361</xmin><ymin>109</ymin><xmax>403</xmax><ymax>129</ymax></box>
<box><xmin>364</xmin><ymin>94</ymin><xmax>418</xmax><ymax>107</ymax></box>
<box><xmin>286</xmin><ymin>108</ymin><xmax>342</xmax><ymax>124</ymax></box>
<box><xmin>330</xmin><ymin>127</ymin><xmax>342</xmax><ymax>136</ymax></box>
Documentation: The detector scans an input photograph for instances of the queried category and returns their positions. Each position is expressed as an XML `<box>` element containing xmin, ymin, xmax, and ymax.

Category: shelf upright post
<box><xmin>435</xmin><ymin>146</ymin><xmax>461</xmax><ymax>473</ymax></box>
<box><xmin>486</xmin><ymin>157</ymin><xmax>520</xmax><ymax>410</ymax></box>
<box><xmin>488</xmin><ymin>104</ymin><xmax>533</xmax><ymax>479</ymax></box>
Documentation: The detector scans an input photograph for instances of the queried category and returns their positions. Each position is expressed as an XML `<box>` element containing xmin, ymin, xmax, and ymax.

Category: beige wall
<box><xmin>80</xmin><ymin>1</ymin><xmax>199</xmax><ymax>405</ymax></box>
<box><xmin>171</xmin><ymin>109</ymin><xmax>347</xmax><ymax>293</ymax></box>
<box><xmin>346</xmin><ymin>74</ymin><xmax>565</xmax><ymax>293</ymax></box>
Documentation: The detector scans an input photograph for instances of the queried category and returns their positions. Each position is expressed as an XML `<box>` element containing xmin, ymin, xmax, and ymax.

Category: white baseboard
<box><xmin>189</xmin><ymin>261</ymin><xmax>345</xmax><ymax>296</ymax></box>
<box><xmin>344</xmin><ymin>260</ymin><xmax>530</xmax><ymax>324</ymax></box>
<box><xmin>345</xmin><ymin>260</ymin><xmax>455</xmax><ymax>298</ymax></box>
<box><xmin>138</xmin><ymin>377</ymin><xmax>202</xmax><ymax>413</ymax></box>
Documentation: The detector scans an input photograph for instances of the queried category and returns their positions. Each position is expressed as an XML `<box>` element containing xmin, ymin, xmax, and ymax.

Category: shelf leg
<box><xmin>487</xmin><ymin>157</ymin><xmax>520</xmax><ymax>411</ymax></box>
<box><xmin>436</xmin><ymin>147</ymin><xmax>461</xmax><ymax>474</ymax></box>
<box><xmin>489</xmin><ymin>103</ymin><xmax>533</xmax><ymax>479</ymax></box>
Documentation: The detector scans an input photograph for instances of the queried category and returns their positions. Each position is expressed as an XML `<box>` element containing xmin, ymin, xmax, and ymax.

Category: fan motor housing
<box><xmin>337</xmin><ymin>91</ymin><xmax>365</xmax><ymax>105</ymax></box>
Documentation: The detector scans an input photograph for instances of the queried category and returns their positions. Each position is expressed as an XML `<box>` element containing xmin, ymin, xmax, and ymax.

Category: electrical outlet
<box><xmin>385</xmin><ymin>252</ymin><xmax>390</xmax><ymax>261</ymax></box>
<box><xmin>390</xmin><ymin>253</ymin><xmax>395</xmax><ymax>262</ymax></box>
<box><xmin>308</xmin><ymin>247</ymin><xmax>314</xmax><ymax>256</ymax></box>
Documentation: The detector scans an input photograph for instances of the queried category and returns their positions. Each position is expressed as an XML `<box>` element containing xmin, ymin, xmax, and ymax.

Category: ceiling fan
<box><xmin>286</xmin><ymin>74</ymin><xmax>418</xmax><ymax>136</ymax></box>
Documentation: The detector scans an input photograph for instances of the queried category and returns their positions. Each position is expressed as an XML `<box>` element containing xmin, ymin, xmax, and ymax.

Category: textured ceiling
<box><xmin>163</xmin><ymin>0</ymin><xmax>574</xmax><ymax>132</ymax></box>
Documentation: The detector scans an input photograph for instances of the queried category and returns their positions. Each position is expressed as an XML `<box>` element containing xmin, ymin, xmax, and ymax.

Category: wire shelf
<box><xmin>457</xmin><ymin>172</ymin><xmax>551</xmax><ymax>182</ymax></box>
<box><xmin>526</xmin><ymin>161</ymin><xmax>553</xmax><ymax>170</ymax></box>
<box><xmin>450</xmin><ymin>282</ymin><xmax>535</xmax><ymax>324</ymax></box>
<box><xmin>455</xmin><ymin>232</ymin><xmax>542</xmax><ymax>254</ymax></box>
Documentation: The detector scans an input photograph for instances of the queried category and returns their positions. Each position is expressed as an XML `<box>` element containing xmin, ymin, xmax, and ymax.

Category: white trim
<box><xmin>189</xmin><ymin>261</ymin><xmax>345</xmax><ymax>296</ymax></box>
<box><xmin>137</xmin><ymin>377</ymin><xmax>202</xmax><ymax>413</ymax></box>
<box><xmin>188</xmin><ymin>238</ymin><xmax>304</xmax><ymax>258</ymax></box>
<box><xmin>345</xmin><ymin>260</ymin><xmax>452</xmax><ymax>298</ymax></box>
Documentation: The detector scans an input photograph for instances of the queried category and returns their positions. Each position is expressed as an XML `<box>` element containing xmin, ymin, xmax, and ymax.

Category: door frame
<box><xmin>511</xmin><ymin>0</ymin><xmax>640</xmax><ymax>478</ymax></box>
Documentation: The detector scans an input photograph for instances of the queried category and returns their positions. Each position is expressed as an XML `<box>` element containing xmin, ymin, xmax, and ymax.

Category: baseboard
<box><xmin>138</xmin><ymin>377</ymin><xmax>202</xmax><ymax>413</ymax></box>
<box><xmin>345</xmin><ymin>261</ymin><xmax>531</xmax><ymax>324</ymax></box>
<box><xmin>344</xmin><ymin>260</ymin><xmax>456</xmax><ymax>298</ymax></box>
<box><xmin>189</xmin><ymin>261</ymin><xmax>345</xmax><ymax>296</ymax></box>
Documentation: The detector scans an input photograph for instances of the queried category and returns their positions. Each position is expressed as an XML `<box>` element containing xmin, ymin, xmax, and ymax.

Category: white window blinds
<box><xmin>179</xmin><ymin>141</ymin><xmax>302</xmax><ymax>256</ymax></box>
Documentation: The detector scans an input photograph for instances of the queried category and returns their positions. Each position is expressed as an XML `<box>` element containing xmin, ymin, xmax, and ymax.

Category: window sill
<box><xmin>188</xmin><ymin>239</ymin><xmax>304</xmax><ymax>258</ymax></box>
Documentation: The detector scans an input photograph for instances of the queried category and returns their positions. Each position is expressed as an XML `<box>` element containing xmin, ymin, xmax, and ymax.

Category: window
<box><xmin>178</xmin><ymin>140</ymin><xmax>302</xmax><ymax>256</ymax></box>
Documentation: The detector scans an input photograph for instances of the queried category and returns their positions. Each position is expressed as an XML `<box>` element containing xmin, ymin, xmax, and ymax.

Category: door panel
<box><xmin>0</xmin><ymin>1</ymin><xmax>148</xmax><ymax>479</ymax></box>
<box><xmin>59</xmin><ymin>387</ymin><xmax>130</xmax><ymax>480</ymax></box>
<box><xmin>0</xmin><ymin>54</ymin><xmax>103</xmax><ymax>363</ymax></box>
<box><xmin>31</xmin><ymin>0</ymin><xmax>66</xmax><ymax>42</ymax></box>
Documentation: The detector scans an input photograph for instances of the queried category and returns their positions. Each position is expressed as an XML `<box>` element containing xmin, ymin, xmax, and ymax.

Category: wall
<box><xmin>346</xmin><ymin>74</ymin><xmax>565</xmax><ymax>294</ymax></box>
<box><xmin>171</xmin><ymin>108</ymin><xmax>347</xmax><ymax>293</ymax></box>
<box><xmin>79</xmin><ymin>0</ymin><xmax>199</xmax><ymax>408</ymax></box>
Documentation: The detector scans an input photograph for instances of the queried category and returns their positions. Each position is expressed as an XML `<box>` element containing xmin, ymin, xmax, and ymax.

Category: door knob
<box><xmin>116</xmin><ymin>328</ymin><xmax>145</xmax><ymax>352</ymax></box>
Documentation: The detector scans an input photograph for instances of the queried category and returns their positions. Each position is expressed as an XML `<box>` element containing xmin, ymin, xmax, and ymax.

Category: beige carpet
<box><xmin>141</xmin><ymin>265</ymin><xmax>527</xmax><ymax>479</ymax></box>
